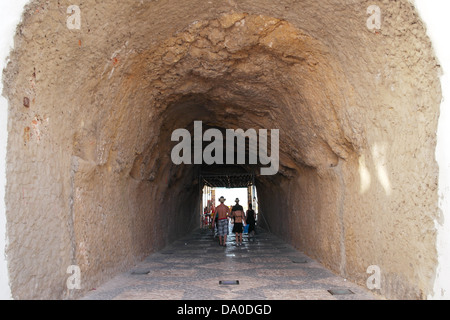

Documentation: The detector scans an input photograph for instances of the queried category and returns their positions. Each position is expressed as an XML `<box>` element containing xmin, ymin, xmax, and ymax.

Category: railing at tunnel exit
<box><xmin>200</xmin><ymin>173</ymin><xmax>255</xmax><ymax>189</ymax></box>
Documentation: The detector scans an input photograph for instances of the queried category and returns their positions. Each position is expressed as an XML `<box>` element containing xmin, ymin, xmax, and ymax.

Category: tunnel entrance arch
<box><xmin>2</xmin><ymin>1</ymin><xmax>442</xmax><ymax>300</ymax></box>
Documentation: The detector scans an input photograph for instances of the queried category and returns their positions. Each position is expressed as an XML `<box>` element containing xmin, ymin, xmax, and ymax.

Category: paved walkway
<box><xmin>82</xmin><ymin>228</ymin><xmax>377</xmax><ymax>300</ymax></box>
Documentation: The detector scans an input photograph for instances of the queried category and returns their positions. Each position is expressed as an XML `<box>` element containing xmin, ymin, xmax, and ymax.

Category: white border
<box><xmin>414</xmin><ymin>0</ymin><xmax>450</xmax><ymax>299</ymax></box>
<box><xmin>0</xmin><ymin>0</ymin><xmax>448</xmax><ymax>300</ymax></box>
<box><xmin>0</xmin><ymin>0</ymin><xmax>30</xmax><ymax>300</ymax></box>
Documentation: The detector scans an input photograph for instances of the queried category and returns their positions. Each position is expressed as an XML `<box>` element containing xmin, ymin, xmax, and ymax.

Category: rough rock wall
<box><xmin>2</xmin><ymin>0</ymin><xmax>441</xmax><ymax>299</ymax></box>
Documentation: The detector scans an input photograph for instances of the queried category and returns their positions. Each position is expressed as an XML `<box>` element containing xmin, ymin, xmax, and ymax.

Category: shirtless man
<box><xmin>212</xmin><ymin>196</ymin><xmax>230</xmax><ymax>246</ymax></box>
<box><xmin>232</xmin><ymin>198</ymin><xmax>246</xmax><ymax>246</ymax></box>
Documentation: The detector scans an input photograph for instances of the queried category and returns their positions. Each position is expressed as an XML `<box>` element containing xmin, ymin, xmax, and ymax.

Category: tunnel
<box><xmin>1</xmin><ymin>0</ymin><xmax>442</xmax><ymax>300</ymax></box>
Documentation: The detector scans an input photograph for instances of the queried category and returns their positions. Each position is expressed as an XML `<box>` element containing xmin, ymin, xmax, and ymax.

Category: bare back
<box><xmin>215</xmin><ymin>204</ymin><xmax>230</xmax><ymax>220</ymax></box>
<box><xmin>233</xmin><ymin>210</ymin><xmax>244</xmax><ymax>223</ymax></box>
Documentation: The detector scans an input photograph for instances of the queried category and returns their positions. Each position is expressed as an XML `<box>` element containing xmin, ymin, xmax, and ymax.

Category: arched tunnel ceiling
<box><xmin>115</xmin><ymin>12</ymin><xmax>361</xmax><ymax>173</ymax></box>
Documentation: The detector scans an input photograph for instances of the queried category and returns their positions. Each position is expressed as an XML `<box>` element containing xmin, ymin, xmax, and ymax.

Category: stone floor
<box><xmin>82</xmin><ymin>227</ymin><xmax>377</xmax><ymax>300</ymax></box>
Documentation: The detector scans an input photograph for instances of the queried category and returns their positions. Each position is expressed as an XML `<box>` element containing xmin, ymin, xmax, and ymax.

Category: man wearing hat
<box><xmin>212</xmin><ymin>196</ymin><xmax>230</xmax><ymax>246</ymax></box>
<box><xmin>232</xmin><ymin>198</ymin><xmax>246</xmax><ymax>246</ymax></box>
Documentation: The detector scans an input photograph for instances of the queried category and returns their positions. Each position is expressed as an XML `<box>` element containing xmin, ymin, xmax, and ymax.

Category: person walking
<box><xmin>212</xmin><ymin>196</ymin><xmax>230</xmax><ymax>246</ymax></box>
<box><xmin>231</xmin><ymin>198</ymin><xmax>245</xmax><ymax>246</ymax></box>
<box><xmin>246</xmin><ymin>203</ymin><xmax>256</xmax><ymax>239</ymax></box>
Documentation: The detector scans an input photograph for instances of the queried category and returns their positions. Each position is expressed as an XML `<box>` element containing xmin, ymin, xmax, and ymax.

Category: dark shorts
<box><xmin>233</xmin><ymin>223</ymin><xmax>243</xmax><ymax>234</ymax></box>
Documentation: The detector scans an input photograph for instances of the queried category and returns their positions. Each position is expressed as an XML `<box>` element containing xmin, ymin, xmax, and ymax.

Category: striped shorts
<box><xmin>217</xmin><ymin>219</ymin><xmax>229</xmax><ymax>236</ymax></box>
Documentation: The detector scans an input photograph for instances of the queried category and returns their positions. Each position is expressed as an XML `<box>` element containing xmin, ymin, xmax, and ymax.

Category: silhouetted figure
<box><xmin>246</xmin><ymin>203</ymin><xmax>256</xmax><ymax>239</ymax></box>
<box><xmin>232</xmin><ymin>198</ymin><xmax>245</xmax><ymax>246</ymax></box>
